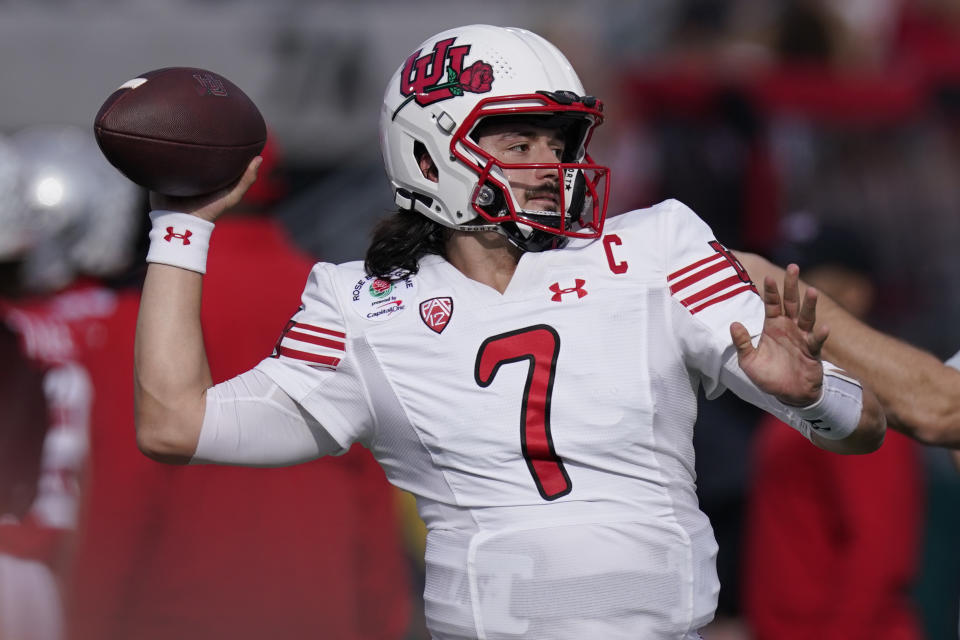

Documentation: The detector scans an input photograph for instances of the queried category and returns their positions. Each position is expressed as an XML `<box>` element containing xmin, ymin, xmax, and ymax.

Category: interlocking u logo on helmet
<box><xmin>392</xmin><ymin>37</ymin><xmax>495</xmax><ymax>120</ymax></box>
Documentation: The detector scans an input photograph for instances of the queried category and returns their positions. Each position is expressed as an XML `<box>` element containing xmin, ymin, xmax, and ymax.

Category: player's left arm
<box><xmin>730</xmin><ymin>264</ymin><xmax>885</xmax><ymax>454</ymax></box>
<box><xmin>737</xmin><ymin>250</ymin><xmax>960</xmax><ymax>448</ymax></box>
<box><xmin>661</xmin><ymin>200</ymin><xmax>883</xmax><ymax>454</ymax></box>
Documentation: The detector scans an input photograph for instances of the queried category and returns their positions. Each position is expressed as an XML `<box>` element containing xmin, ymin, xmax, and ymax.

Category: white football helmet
<box><xmin>12</xmin><ymin>125</ymin><xmax>140</xmax><ymax>292</ymax></box>
<box><xmin>380</xmin><ymin>24</ymin><xmax>610</xmax><ymax>252</ymax></box>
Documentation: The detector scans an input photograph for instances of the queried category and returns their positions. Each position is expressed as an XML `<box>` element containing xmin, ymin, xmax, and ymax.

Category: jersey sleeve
<box><xmin>946</xmin><ymin>349</ymin><xmax>960</xmax><ymax>371</ymax></box>
<box><xmin>662</xmin><ymin>199</ymin><xmax>764</xmax><ymax>397</ymax></box>
<box><xmin>255</xmin><ymin>263</ymin><xmax>375</xmax><ymax>450</ymax></box>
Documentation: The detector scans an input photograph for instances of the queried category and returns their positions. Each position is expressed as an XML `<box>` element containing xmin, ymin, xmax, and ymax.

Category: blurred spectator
<box><xmin>743</xmin><ymin>215</ymin><xmax>925</xmax><ymax>640</ymax></box>
<box><xmin>912</xmin><ymin>446</ymin><xmax>960</xmax><ymax>640</ymax></box>
<box><xmin>617</xmin><ymin>0</ymin><xmax>781</xmax><ymax>252</ymax></box>
<box><xmin>66</xmin><ymin>133</ymin><xmax>413</xmax><ymax>640</ymax></box>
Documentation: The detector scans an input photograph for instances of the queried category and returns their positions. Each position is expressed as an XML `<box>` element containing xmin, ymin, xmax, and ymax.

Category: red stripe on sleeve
<box><xmin>667</xmin><ymin>253</ymin><xmax>724</xmax><ymax>281</ymax></box>
<box><xmin>285</xmin><ymin>331</ymin><xmax>345</xmax><ymax>351</ymax></box>
<box><xmin>292</xmin><ymin>323</ymin><xmax>346</xmax><ymax>339</ymax></box>
<box><xmin>680</xmin><ymin>275</ymin><xmax>745</xmax><ymax>307</ymax></box>
<box><xmin>278</xmin><ymin>346</ymin><xmax>341</xmax><ymax>368</ymax></box>
<box><xmin>669</xmin><ymin>260</ymin><xmax>730</xmax><ymax>294</ymax></box>
<box><xmin>689</xmin><ymin>283</ymin><xmax>757</xmax><ymax>314</ymax></box>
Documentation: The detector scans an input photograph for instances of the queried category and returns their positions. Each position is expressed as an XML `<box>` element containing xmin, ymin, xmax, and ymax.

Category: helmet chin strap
<box><xmin>468</xmin><ymin>182</ymin><xmax>573</xmax><ymax>252</ymax></box>
<box><xmin>452</xmin><ymin>203</ymin><xmax>564</xmax><ymax>253</ymax></box>
<box><xmin>500</xmin><ymin>222</ymin><xmax>569</xmax><ymax>252</ymax></box>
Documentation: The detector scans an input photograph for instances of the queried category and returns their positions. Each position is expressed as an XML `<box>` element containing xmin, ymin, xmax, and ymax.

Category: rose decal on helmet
<box><xmin>393</xmin><ymin>38</ymin><xmax>496</xmax><ymax>120</ymax></box>
<box><xmin>459</xmin><ymin>61</ymin><xmax>494</xmax><ymax>93</ymax></box>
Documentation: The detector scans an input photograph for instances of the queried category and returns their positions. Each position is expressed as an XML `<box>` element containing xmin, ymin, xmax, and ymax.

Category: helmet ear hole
<box><xmin>414</xmin><ymin>141</ymin><xmax>438</xmax><ymax>182</ymax></box>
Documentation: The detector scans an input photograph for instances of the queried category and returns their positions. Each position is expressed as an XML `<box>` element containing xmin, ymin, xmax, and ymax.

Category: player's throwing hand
<box><xmin>730</xmin><ymin>263</ymin><xmax>830</xmax><ymax>407</ymax></box>
<box><xmin>149</xmin><ymin>156</ymin><xmax>262</xmax><ymax>223</ymax></box>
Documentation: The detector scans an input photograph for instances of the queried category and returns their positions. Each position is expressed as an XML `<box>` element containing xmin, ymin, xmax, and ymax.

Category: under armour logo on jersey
<box><xmin>163</xmin><ymin>227</ymin><xmax>192</xmax><ymax>245</ymax></box>
<box><xmin>420</xmin><ymin>297</ymin><xmax>453</xmax><ymax>334</ymax></box>
<box><xmin>549</xmin><ymin>279</ymin><xmax>588</xmax><ymax>302</ymax></box>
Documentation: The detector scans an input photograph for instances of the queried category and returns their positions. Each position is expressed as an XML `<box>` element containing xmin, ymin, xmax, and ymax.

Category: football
<box><xmin>94</xmin><ymin>67</ymin><xmax>266</xmax><ymax>197</ymax></box>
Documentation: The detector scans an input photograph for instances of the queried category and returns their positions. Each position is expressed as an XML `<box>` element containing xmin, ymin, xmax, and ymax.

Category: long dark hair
<box><xmin>364</xmin><ymin>209</ymin><xmax>451</xmax><ymax>280</ymax></box>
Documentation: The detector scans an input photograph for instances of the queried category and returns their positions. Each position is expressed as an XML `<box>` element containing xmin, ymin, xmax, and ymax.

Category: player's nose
<box><xmin>531</xmin><ymin>141</ymin><xmax>560</xmax><ymax>180</ymax></box>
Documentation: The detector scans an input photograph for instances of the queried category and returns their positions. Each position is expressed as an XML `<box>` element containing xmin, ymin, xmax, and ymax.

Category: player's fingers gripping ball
<box><xmin>94</xmin><ymin>67</ymin><xmax>266</xmax><ymax>197</ymax></box>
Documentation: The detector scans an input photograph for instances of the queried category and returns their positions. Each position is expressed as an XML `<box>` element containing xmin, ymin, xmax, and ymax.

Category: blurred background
<box><xmin>2</xmin><ymin>0</ymin><xmax>960</xmax><ymax>638</ymax></box>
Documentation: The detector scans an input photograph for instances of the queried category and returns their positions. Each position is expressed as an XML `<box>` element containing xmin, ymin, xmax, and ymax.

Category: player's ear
<box><xmin>415</xmin><ymin>142</ymin><xmax>438</xmax><ymax>183</ymax></box>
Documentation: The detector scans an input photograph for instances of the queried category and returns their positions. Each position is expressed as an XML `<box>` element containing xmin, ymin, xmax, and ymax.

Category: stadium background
<box><xmin>2</xmin><ymin>0</ymin><xmax>960</xmax><ymax>638</ymax></box>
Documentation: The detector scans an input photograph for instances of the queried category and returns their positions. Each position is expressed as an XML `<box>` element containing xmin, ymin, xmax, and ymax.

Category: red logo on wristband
<box><xmin>164</xmin><ymin>227</ymin><xmax>193</xmax><ymax>245</ymax></box>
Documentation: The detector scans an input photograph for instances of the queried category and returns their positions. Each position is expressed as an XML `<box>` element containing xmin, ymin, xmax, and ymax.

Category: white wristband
<box><xmin>794</xmin><ymin>364</ymin><xmax>863</xmax><ymax>440</ymax></box>
<box><xmin>146</xmin><ymin>211</ymin><xmax>215</xmax><ymax>274</ymax></box>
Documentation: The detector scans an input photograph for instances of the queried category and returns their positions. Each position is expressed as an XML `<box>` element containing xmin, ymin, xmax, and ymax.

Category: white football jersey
<box><xmin>254</xmin><ymin>199</ymin><xmax>772</xmax><ymax>639</ymax></box>
<box><xmin>946</xmin><ymin>349</ymin><xmax>960</xmax><ymax>370</ymax></box>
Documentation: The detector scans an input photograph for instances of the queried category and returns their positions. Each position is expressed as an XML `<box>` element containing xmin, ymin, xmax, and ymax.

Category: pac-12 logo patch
<box><xmin>351</xmin><ymin>273</ymin><xmax>416</xmax><ymax>322</ymax></box>
<box><xmin>419</xmin><ymin>297</ymin><xmax>453</xmax><ymax>334</ymax></box>
<box><xmin>391</xmin><ymin>37</ymin><xmax>495</xmax><ymax>120</ymax></box>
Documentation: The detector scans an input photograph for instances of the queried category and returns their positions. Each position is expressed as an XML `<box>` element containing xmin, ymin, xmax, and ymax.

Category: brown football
<box><xmin>94</xmin><ymin>67</ymin><xmax>266</xmax><ymax>197</ymax></box>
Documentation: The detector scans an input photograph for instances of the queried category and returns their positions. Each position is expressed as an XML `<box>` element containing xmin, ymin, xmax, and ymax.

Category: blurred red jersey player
<box><xmin>0</xmin><ymin>127</ymin><xmax>116</xmax><ymax>640</ymax></box>
<box><xmin>744</xmin><ymin>220</ymin><xmax>924</xmax><ymax>640</ymax></box>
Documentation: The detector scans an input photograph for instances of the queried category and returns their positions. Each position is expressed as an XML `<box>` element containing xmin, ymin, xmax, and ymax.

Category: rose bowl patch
<box><xmin>350</xmin><ymin>273</ymin><xmax>416</xmax><ymax>322</ymax></box>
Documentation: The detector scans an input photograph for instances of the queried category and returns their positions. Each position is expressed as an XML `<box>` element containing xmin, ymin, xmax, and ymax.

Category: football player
<box><xmin>0</xmin><ymin>126</ymin><xmax>129</xmax><ymax>640</ymax></box>
<box><xmin>134</xmin><ymin>24</ymin><xmax>885</xmax><ymax>639</ymax></box>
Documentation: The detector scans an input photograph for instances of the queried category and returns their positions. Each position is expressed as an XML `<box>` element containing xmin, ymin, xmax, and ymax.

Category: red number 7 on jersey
<box><xmin>475</xmin><ymin>325</ymin><xmax>572</xmax><ymax>501</ymax></box>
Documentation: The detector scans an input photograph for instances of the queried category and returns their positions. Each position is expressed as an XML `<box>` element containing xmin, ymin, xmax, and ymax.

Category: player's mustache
<box><xmin>523</xmin><ymin>183</ymin><xmax>560</xmax><ymax>202</ymax></box>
